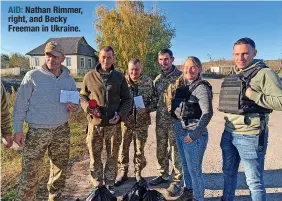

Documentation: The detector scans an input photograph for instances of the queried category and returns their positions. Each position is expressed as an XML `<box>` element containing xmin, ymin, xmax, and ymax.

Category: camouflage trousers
<box><xmin>118</xmin><ymin>123</ymin><xmax>148</xmax><ymax>175</ymax></box>
<box><xmin>86</xmin><ymin>123</ymin><xmax>122</xmax><ymax>187</ymax></box>
<box><xmin>17</xmin><ymin>122</ymin><xmax>70</xmax><ymax>201</ymax></box>
<box><xmin>156</xmin><ymin>118</ymin><xmax>182</xmax><ymax>182</ymax></box>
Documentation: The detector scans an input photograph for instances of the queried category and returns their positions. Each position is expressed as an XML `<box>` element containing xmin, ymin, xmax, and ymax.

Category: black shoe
<box><xmin>114</xmin><ymin>173</ymin><xmax>128</xmax><ymax>186</ymax></box>
<box><xmin>149</xmin><ymin>176</ymin><xmax>169</xmax><ymax>186</ymax></box>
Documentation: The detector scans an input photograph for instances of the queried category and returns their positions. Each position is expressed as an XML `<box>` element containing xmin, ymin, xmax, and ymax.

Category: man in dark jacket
<box><xmin>80</xmin><ymin>46</ymin><xmax>132</xmax><ymax>194</ymax></box>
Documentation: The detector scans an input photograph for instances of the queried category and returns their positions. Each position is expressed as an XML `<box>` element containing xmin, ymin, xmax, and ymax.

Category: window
<box><xmin>66</xmin><ymin>57</ymin><xmax>71</xmax><ymax>67</ymax></box>
<box><xmin>80</xmin><ymin>57</ymin><xmax>85</xmax><ymax>68</ymax></box>
<box><xmin>34</xmin><ymin>57</ymin><xmax>39</xmax><ymax>67</ymax></box>
<box><xmin>88</xmin><ymin>58</ymin><xmax>92</xmax><ymax>68</ymax></box>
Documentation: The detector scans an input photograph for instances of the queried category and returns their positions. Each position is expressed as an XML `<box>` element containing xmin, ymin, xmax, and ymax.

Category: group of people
<box><xmin>1</xmin><ymin>37</ymin><xmax>282</xmax><ymax>201</ymax></box>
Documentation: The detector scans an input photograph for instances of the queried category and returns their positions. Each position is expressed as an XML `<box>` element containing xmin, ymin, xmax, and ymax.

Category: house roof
<box><xmin>26</xmin><ymin>36</ymin><xmax>98</xmax><ymax>58</ymax></box>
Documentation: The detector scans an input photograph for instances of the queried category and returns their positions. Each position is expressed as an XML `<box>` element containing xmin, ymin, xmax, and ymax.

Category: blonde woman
<box><xmin>166</xmin><ymin>56</ymin><xmax>213</xmax><ymax>201</ymax></box>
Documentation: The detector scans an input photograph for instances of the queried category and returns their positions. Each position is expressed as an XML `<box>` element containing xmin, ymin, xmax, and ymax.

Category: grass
<box><xmin>1</xmin><ymin>189</ymin><xmax>18</xmax><ymax>201</ymax></box>
<box><xmin>1</xmin><ymin>90</ymin><xmax>88</xmax><ymax>200</ymax></box>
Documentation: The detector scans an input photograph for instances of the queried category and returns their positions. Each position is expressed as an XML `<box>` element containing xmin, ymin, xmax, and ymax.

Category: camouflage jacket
<box><xmin>1</xmin><ymin>82</ymin><xmax>12</xmax><ymax>137</ymax></box>
<box><xmin>153</xmin><ymin>65</ymin><xmax>182</xmax><ymax>121</ymax></box>
<box><xmin>124</xmin><ymin>74</ymin><xmax>157</xmax><ymax>128</ymax></box>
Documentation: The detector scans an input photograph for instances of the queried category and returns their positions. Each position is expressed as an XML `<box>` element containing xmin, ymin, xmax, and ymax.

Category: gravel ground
<box><xmin>61</xmin><ymin>79</ymin><xmax>282</xmax><ymax>201</ymax></box>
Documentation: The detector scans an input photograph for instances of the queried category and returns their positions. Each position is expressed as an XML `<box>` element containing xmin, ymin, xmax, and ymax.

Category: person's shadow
<box><xmin>204</xmin><ymin>169</ymin><xmax>282</xmax><ymax>189</ymax></box>
<box><xmin>115</xmin><ymin>169</ymin><xmax>282</xmax><ymax>200</ymax></box>
<box><xmin>204</xmin><ymin>169</ymin><xmax>282</xmax><ymax>200</ymax></box>
<box><xmin>205</xmin><ymin>193</ymin><xmax>282</xmax><ymax>201</ymax></box>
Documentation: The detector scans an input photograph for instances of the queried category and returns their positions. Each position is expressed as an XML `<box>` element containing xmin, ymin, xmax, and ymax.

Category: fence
<box><xmin>0</xmin><ymin>67</ymin><xmax>21</xmax><ymax>75</ymax></box>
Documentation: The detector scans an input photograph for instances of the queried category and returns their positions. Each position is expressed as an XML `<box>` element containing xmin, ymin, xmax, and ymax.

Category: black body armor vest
<box><xmin>171</xmin><ymin>80</ymin><xmax>212</xmax><ymax>121</ymax></box>
<box><xmin>218</xmin><ymin>66</ymin><xmax>272</xmax><ymax>115</ymax></box>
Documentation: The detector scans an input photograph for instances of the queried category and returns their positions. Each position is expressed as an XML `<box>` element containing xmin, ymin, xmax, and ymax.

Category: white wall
<box><xmin>211</xmin><ymin>67</ymin><xmax>220</xmax><ymax>73</ymax></box>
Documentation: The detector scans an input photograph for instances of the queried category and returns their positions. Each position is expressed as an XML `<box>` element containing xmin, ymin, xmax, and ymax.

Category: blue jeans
<box><xmin>220</xmin><ymin>130</ymin><xmax>268</xmax><ymax>201</ymax></box>
<box><xmin>175</xmin><ymin>131</ymin><xmax>208</xmax><ymax>201</ymax></box>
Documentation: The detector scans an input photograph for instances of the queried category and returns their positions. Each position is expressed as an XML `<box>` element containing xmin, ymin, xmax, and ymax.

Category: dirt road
<box><xmin>64</xmin><ymin>79</ymin><xmax>282</xmax><ymax>200</ymax></box>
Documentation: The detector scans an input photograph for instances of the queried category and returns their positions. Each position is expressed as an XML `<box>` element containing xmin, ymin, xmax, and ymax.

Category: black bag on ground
<box><xmin>86</xmin><ymin>186</ymin><xmax>117</xmax><ymax>201</ymax></box>
<box><xmin>122</xmin><ymin>179</ymin><xmax>148</xmax><ymax>201</ymax></box>
<box><xmin>143</xmin><ymin>190</ymin><xmax>167</xmax><ymax>201</ymax></box>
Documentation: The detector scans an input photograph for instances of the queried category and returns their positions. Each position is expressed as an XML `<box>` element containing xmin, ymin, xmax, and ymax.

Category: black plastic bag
<box><xmin>122</xmin><ymin>179</ymin><xmax>148</xmax><ymax>201</ymax></box>
<box><xmin>143</xmin><ymin>190</ymin><xmax>167</xmax><ymax>201</ymax></box>
<box><xmin>86</xmin><ymin>186</ymin><xmax>117</xmax><ymax>201</ymax></box>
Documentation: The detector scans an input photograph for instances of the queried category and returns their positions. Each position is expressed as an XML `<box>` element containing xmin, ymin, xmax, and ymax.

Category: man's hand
<box><xmin>3</xmin><ymin>134</ymin><xmax>13</xmax><ymax>148</ymax></box>
<box><xmin>67</xmin><ymin>102</ymin><xmax>79</xmax><ymax>112</ymax></box>
<box><xmin>136</xmin><ymin>108</ymin><xmax>149</xmax><ymax>115</ymax></box>
<box><xmin>87</xmin><ymin>106</ymin><xmax>101</xmax><ymax>118</ymax></box>
<box><xmin>109</xmin><ymin>112</ymin><xmax>121</xmax><ymax>124</ymax></box>
<box><xmin>184</xmin><ymin>135</ymin><xmax>193</xmax><ymax>144</ymax></box>
<box><xmin>14</xmin><ymin>132</ymin><xmax>25</xmax><ymax>148</ymax></box>
<box><xmin>87</xmin><ymin>106</ymin><xmax>95</xmax><ymax>115</ymax></box>
<box><xmin>245</xmin><ymin>87</ymin><xmax>253</xmax><ymax>99</ymax></box>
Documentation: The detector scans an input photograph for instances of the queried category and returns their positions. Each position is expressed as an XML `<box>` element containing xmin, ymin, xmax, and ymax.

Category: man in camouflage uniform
<box><xmin>149</xmin><ymin>48</ymin><xmax>183</xmax><ymax>197</ymax></box>
<box><xmin>1</xmin><ymin>82</ymin><xmax>13</xmax><ymax>148</ymax></box>
<box><xmin>115</xmin><ymin>58</ymin><xmax>157</xmax><ymax>186</ymax></box>
<box><xmin>80</xmin><ymin>46</ymin><xmax>132</xmax><ymax>194</ymax></box>
<box><xmin>13</xmin><ymin>41</ymin><xmax>79</xmax><ymax>201</ymax></box>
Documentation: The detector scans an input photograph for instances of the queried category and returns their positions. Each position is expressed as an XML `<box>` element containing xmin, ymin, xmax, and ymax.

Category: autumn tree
<box><xmin>8</xmin><ymin>53</ymin><xmax>30</xmax><ymax>69</ymax></box>
<box><xmin>95</xmin><ymin>1</ymin><xmax>175</xmax><ymax>77</ymax></box>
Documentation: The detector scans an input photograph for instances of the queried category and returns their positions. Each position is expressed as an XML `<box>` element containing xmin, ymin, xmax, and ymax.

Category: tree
<box><xmin>95</xmin><ymin>1</ymin><xmax>175</xmax><ymax>77</ymax></box>
<box><xmin>8</xmin><ymin>53</ymin><xmax>30</xmax><ymax>69</ymax></box>
<box><xmin>1</xmin><ymin>54</ymin><xmax>10</xmax><ymax>68</ymax></box>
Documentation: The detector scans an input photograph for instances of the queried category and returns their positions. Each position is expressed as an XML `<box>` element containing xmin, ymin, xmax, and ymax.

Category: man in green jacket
<box><xmin>219</xmin><ymin>37</ymin><xmax>282</xmax><ymax>201</ymax></box>
<box><xmin>1</xmin><ymin>82</ymin><xmax>13</xmax><ymax>148</ymax></box>
<box><xmin>80</xmin><ymin>46</ymin><xmax>132</xmax><ymax>194</ymax></box>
